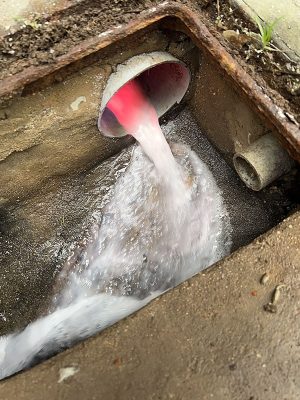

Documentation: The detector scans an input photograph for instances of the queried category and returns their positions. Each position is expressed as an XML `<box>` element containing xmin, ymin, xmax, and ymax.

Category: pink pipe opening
<box><xmin>106</xmin><ymin>80</ymin><xmax>158</xmax><ymax>135</ymax></box>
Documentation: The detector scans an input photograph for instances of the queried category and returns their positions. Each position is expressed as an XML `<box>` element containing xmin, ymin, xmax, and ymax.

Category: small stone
<box><xmin>260</xmin><ymin>273</ymin><xmax>269</xmax><ymax>285</ymax></box>
<box><xmin>272</xmin><ymin>284</ymin><xmax>285</xmax><ymax>304</ymax></box>
<box><xmin>229</xmin><ymin>363</ymin><xmax>237</xmax><ymax>371</ymax></box>
<box><xmin>216</xmin><ymin>19</ymin><xmax>227</xmax><ymax>30</ymax></box>
<box><xmin>113</xmin><ymin>357</ymin><xmax>122</xmax><ymax>367</ymax></box>
<box><xmin>70</xmin><ymin>96</ymin><xmax>87</xmax><ymax>111</ymax></box>
<box><xmin>223</xmin><ymin>30</ymin><xmax>249</xmax><ymax>47</ymax></box>
<box><xmin>287</xmin><ymin>80</ymin><xmax>300</xmax><ymax>96</ymax></box>
<box><xmin>0</xmin><ymin>110</ymin><xmax>8</xmax><ymax>120</ymax></box>
<box><xmin>263</xmin><ymin>302</ymin><xmax>277</xmax><ymax>313</ymax></box>
<box><xmin>58</xmin><ymin>366</ymin><xmax>79</xmax><ymax>383</ymax></box>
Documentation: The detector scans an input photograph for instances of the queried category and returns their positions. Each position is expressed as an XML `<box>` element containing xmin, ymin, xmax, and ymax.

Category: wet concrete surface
<box><xmin>0</xmin><ymin>209</ymin><xmax>299</xmax><ymax>399</ymax></box>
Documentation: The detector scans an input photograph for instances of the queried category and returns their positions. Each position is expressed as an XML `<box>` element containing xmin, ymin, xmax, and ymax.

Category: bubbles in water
<box><xmin>0</xmin><ymin>81</ymin><xmax>232</xmax><ymax>379</ymax></box>
<box><xmin>0</xmin><ymin>140</ymin><xmax>231</xmax><ymax>379</ymax></box>
<box><xmin>59</xmin><ymin>142</ymin><xmax>231</xmax><ymax>304</ymax></box>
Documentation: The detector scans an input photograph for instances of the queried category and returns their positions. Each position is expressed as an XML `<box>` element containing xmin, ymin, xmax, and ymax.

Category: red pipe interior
<box><xmin>106</xmin><ymin>79</ymin><xmax>158</xmax><ymax>135</ymax></box>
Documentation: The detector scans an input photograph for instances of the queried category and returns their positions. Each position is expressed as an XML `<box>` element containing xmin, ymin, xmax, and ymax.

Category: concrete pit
<box><xmin>0</xmin><ymin>4</ymin><xmax>299</xmax><ymax>398</ymax></box>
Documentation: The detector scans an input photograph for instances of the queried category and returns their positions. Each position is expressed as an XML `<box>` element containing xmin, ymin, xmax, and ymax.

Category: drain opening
<box><xmin>233</xmin><ymin>156</ymin><xmax>261</xmax><ymax>191</ymax></box>
<box><xmin>233</xmin><ymin>134</ymin><xmax>294</xmax><ymax>191</ymax></box>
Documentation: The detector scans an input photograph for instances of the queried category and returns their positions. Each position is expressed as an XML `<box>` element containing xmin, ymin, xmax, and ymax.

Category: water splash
<box><xmin>0</xmin><ymin>81</ymin><xmax>231</xmax><ymax>379</ymax></box>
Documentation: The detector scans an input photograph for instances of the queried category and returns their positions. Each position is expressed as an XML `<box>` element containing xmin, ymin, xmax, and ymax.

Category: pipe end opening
<box><xmin>233</xmin><ymin>155</ymin><xmax>262</xmax><ymax>191</ymax></box>
<box><xmin>98</xmin><ymin>53</ymin><xmax>190</xmax><ymax>137</ymax></box>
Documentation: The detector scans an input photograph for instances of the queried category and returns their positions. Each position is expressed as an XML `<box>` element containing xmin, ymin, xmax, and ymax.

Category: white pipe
<box><xmin>98</xmin><ymin>51</ymin><xmax>190</xmax><ymax>137</ymax></box>
<box><xmin>233</xmin><ymin>134</ymin><xmax>294</xmax><ymax>191</ymax></box>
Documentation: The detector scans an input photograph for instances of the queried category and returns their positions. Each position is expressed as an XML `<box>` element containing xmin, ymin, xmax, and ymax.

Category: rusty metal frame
<box><xmin>1</xmin><ymin>1</ymin><xmax>299</xmax><ymax>161</ymax></box>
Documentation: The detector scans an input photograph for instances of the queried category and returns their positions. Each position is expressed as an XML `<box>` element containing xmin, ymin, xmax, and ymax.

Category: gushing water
<box><xmin>0</xmin><ymin>80</ymin><xmax>231</xmax><ymax>379</ymax></box>
<box><xmin>107</xmin><ymin>80</ymin><xmax>186</xmax><ymax>195</ymax></box>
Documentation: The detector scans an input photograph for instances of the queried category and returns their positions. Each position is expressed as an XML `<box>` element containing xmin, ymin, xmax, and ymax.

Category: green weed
<box><xmin>14</xmin><ymin>16</ymin><xmax>41</xmax><ymax>30</ymax></box>
<box><xmin>255</xmin><ymin>16</ymin><xmax>282</xmax><ymax>51</ymax></box>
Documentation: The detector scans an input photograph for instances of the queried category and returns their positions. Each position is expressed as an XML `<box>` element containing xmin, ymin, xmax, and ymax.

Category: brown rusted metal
<box><xmin>0</xmin><ymin>1</ymin><xmax>299</xmax><ymax>161</ymax></box>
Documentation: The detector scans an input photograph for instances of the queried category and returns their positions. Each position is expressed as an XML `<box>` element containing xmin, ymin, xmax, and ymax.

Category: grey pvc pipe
<box><xmin>98</xmin><ymin>51</ymin><xmax>190</xmax><ymax>138</ymax></box>
<box><xmin>233</xmin><ymin>134</ymin><xmax>294</xmax><ymax>191</ymax></box>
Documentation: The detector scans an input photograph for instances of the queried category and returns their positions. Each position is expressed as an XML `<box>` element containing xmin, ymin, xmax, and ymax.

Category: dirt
<box><xmin>202</xmin><ymin>1</ymin><xmax>300</xmax><ymax>122</ymax></box>
<box><xmin>0</xmin><ymin>0</ymin><xmax>166</xmax><ymax>76</ymax></box>
<box><xmin>0</xmin><ymin>0</ymin><xmax>299</xmax><ymax>125</ymax></box>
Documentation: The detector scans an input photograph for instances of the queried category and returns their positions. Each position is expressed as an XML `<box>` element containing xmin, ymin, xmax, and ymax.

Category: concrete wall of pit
<box><xmin>0</xmin><ymin>26</ymin><xmax>271</xmax><ymax>205</ymax></box>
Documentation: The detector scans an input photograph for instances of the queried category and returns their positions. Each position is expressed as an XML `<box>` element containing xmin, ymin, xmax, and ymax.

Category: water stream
<box><xmin>0</xmin><ymin>81</ymin><xmax>231</xmax><ymax>379</ymax></box>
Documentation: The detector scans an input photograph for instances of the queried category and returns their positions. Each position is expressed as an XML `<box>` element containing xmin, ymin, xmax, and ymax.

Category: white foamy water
<box><xmin>0</xmin><ymin>119</ymin><xmax>231</xmax><ymax>379</ymax></box>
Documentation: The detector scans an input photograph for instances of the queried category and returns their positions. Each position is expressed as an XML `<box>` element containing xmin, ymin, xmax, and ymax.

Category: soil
<box><xmin>202</xmin><ymin>1</ymin><xmax>300</xmax><ymax>122</ymax></box>
<box><xmin>0</xmin><ymin>0</ymin><xmax>299</xmax><ymax>124</ymax></box>
<box><xmin>0</xmin><ymin>0</ymin><xmax>174</xmax><ymax>76</ymax></box>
